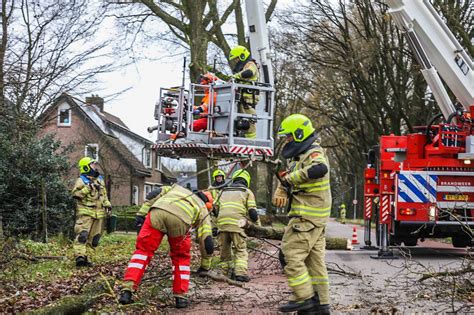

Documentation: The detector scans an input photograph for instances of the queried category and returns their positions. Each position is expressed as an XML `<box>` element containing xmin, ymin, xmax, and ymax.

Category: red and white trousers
<box><xmin>123</xmin><ymin>212</ymin><xmax>192</xmax><ymax>296</ymax></box>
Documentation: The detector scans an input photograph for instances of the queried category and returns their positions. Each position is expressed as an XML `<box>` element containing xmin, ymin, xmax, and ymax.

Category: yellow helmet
<box><xmin>229</xmin><ymin>45</ymin><xmax>250</xmax><ymax>62</ymax></box>
<box><xmin>278</xmin><ymin>114</ymin><xmax>315</xmax><ymax>143</ymax></box>
<box><xmin>212</xmin><ymin>169</ymin><xmax>225</xmax><ymax>180</ymax></box>
<box><xmin>78</xmin><ymin>157</ymin><xmax>96</xmax><ymax>174</ymax></box>
<box><xmin>232</xmin><ymin>169</ymin><xmax>251</xmax><ymax>187</ymax></box>
<box><xmin>340</xmin><ymin>204</ymin><xmax>346</xmax><ymax>208</ymax></box>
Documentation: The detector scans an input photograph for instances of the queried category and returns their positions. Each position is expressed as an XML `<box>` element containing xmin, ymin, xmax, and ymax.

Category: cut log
<box><xmin>35</xmin><ymin>276</ymin><xmax>115</xmax><ymax>315</ymax></box>
<box><xmin>244</xmin><ymin>222</ymin><xmax>351</xmax><ymax>250</ymax></box>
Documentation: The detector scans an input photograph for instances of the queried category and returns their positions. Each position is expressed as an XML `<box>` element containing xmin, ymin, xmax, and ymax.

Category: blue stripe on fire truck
<box><xmin>398</xmin><ymin>173</ymin><xmax>437</xmax><ymax>203</ymax></box>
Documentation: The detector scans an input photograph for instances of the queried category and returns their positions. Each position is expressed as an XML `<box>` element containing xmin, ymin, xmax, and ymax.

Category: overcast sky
<box><xmin>96</xmin><ymin>0</ymin><xmax>294</xmax><ymax>139</ymax></box>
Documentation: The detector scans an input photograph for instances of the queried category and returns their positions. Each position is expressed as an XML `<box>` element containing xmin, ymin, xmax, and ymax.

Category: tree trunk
<box><xmin>245</xmin><ymin>222</ymin><xmax>351</xmax><ymax>250</ymax></box>
<box><xmin>35</xmin><ymin>277</ymin><xmax>115</xmax><ymax>315</ymax></box>
<box><xmin>41</xmin><ymin>180</ymin><xmax>48</xmax><ymax>243</ymax></box>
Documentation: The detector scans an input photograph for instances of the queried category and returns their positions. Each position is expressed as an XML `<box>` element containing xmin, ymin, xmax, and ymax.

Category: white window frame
<box><xmin>143</xmin><ymin>147</ymin><xmax>152</xmax><ymax>169</ymax></box>
<box><xmin>57</xmin><ymin>103</ymin><xmax>71</xmax><ymax>126</ymax></box>
<box><xmin>155</xmin><ymin>153</ymin><xmax>162</xmax><ymax>171</ymax></box>
<box><xmin>132</xmin><ymin>185</ymin><xmax>139</xmax><ymax>205</ymax></box>
<box><xmin>144</xmin><ymin>184</ymin><xmax>152</xmax><ymax>200</ymax></box>
<box><xmin>85</xmin><ymin>143</ymin><xmax>99</xmax><ymax>161</ymax></box>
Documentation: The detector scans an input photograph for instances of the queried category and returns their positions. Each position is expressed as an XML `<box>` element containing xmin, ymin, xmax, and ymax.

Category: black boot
<box><xmin>84</xmin><ymin>256</ymin><xmax>93</xmax><ymax>267</ymax></box>
<box><xmin>298</xmin><ymin>295</ymin><xmax>321</xmax><ymax>315</ymax></box>
<box><xmin>196</xmin><ymin>267</ymin><xmax>209</xmax><ymax>277</ymax></box>
<box><xmin>175</xmin><ymin>297</ymin><xmax>190</xmax><ymax>309</ymax></box>
<box><xmin>279</xmin><ymin>298</ymin><xmax>316</xmax><ymax>313</ymax></box>
<box><xmin>75</xmin><ymin>256</ymin><xmax>87</xmax><ymax>267</ymax></box>
<box><xmin>119</xmin><ymin>290</ymin><xmax>133</xmax><ymax>305</ymax></box>
<box><xmin>319</xmin><ymin>304</ymin><xmax>330</xmax><ymax>315</ymax></box>
<box><xmin>234</xmin><ymin>275</ymin><xmax>250</xmax><ymax>282</ymax></box>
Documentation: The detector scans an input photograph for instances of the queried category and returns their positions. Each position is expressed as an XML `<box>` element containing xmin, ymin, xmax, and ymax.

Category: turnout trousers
<box><xmin>281</xmin><ymin>217</ymin><xmax>330</xmax><ymax>304</ymax></box>
<box><xmin>219</xmin><ymin>231</ymin><xmax>248</xmax><ymax>276</ymax></box>
<box><xmin>122</xmin><ymin>211</ymin><xmax>192</xmax><ymax>297</ymax></box>
<box><xmin>73</xmin><ymin>215</ymin><xmax>104</xmax><ymax>258</ymax></box>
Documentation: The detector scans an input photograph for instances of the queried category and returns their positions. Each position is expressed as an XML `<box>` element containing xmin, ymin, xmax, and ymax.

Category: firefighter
<box><xmin>71</xmin><ymin>157</ymin><xmax>112</xmax><ymax>267</ymax></box>
<box><xmin>272</xmin><ymin>114</ymin><xmax>331</xmax><ymax>314</ymax></box>
<box><xmin>339</xmin><ymin>204</ymin><xmax>346</xmax><ymax>224</ymax></box>
<box><xmin>118</xmin><ymin>185</ymin><xmax>214</xmax><ymax>309</ymax></box>
<box><xmin>192</xmin><ymin>73</ymin><xmax>218</xmax><ymax>132</ymax></box>
<box><xmin>216</xmin><ymin>169</ymin><xmax>259</xmax><ymax>282</ymax></box>
<box><xmin>229</xmin><ymin>45</ymin><xmax>260</xmax><ymax>139</ymax></box>
<box><xmin>134</xmin><ymin>185</ymin><xmax>172</xmax><ymax>232</ymax></box>
<box><xmin>208</xmin><ymin>169</ymin><xmax>226</xmax><ymax>200</ymax></box>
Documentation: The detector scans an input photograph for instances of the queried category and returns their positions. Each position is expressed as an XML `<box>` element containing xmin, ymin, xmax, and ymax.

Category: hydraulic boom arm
<box><xmin>386</xmin><ymin>0</ymin><xmax>474</xmax><ymax>119</ymax></box>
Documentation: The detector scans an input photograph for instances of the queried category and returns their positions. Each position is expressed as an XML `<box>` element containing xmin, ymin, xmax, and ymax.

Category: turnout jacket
<box><xmin>151</xmin><ymin>184</ymin><xmax>213</xmax><ymax>243</ymax></box>
<box><xmin>72</xmin><ymin>175</ymin><xmax>111</xmax><ymax>219</ymax></box>
<box><xmin>277</xmin><ymin>139</ymin><xmax>332</xmax><ymax>226</ymax></box>
<box><xmin>216</xmin><ymin>184</ymin><xmax>257</xmax><ymax>234</ymax></box>
<box><xmin>136</xmin><ymin>186</ymin><xmax>172</xmax><ymax>217</ymax></box>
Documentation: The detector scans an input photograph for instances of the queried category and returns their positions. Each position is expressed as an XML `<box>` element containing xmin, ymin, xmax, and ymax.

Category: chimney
<box><xmin>86</xmin><ymin>94</ymin><xmax>104</xmax><ymax>112</ymax></box>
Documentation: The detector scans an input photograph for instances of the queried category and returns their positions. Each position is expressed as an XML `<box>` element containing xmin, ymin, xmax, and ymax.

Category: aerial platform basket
<box><xmin>149</xmin><ymin>81</ymin><xmax>275</xmax><ymax>160</ymax></box>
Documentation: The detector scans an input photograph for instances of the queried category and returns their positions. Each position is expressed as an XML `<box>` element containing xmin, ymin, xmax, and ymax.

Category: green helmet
<box><xmin>229</xmin><ymin>45</ymin><xmax>250</xmax><ymax>62</ymax></box>
<box><xmin>212</xmin><ymin>169</ymin><xmax>225</xmax><ymax>180</ymax></box>
<box><xmin>232</xmin><ymin>169</ymin><xmax>251</xmax><ymax>187</ymax></box>
<box><xmin>278</xmin><ymin>114</ymin><xmax>315</xmax><ymax>143</ymax></box>
<box><xmin>78</xmin><ymin>157</ymin><xmax>96</xmax><ymax>174</ymax></box>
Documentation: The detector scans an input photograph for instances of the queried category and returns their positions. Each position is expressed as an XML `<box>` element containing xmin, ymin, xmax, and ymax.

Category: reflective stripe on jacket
<box><xmin>151</xmin><ymin>184</ymin><xmax>212</xmax><ymax>242</ymax></box>
<box><xmin>216</xmin><ymin>186</ymin><xmax>256</xmax><ymax>234</ymax></box>
<box><xmin>72</xmin><ymin>175</ymin><xmax>111</xmax><ymax>219</ymax></box>
<box><xmin>136</xmin><ymin>186</ymin><xmax>172</xmax><ymax>217</ymax></box>
<box><xmin>281</xmin><ymin>140</ymin><xmax>332</xmax><ymax>226</ymax></box>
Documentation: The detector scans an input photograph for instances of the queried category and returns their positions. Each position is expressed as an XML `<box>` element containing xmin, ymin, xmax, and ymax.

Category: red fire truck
<box><xmin>364</xmin><ymin>0</ymin><xmax>474</xmax><ymax>255</ymax></box>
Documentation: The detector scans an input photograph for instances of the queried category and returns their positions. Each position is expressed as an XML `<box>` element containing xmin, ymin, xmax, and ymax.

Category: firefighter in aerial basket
<box><xmin>272</xmin><ymin>114</ymin><xmax>331</xmax><ymax>314</ymax></box>
<box><xmin>118</xmin><ymin>185</ymin><xmax>214</xmax><ymax>309</ymax></box>
<box><xmin>229</xmin><ymin>45</ymin><xmax>260</xmax><ymax>139</ymax></box>
<box><xmin>192</xmin><ymin>73</ymin><xmax>219</xmax><ymax>132</ymax></box>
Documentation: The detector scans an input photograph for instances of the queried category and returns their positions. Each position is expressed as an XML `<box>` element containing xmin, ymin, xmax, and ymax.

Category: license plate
<box><xmin>444</xmin><ymin>194</ymin><xmax>468</xmax><ymax>201</ymax></box>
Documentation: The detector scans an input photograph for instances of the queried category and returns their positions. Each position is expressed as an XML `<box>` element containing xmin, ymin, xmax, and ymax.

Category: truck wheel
<box><xmin>403</xmin><ymin>238</ymin><xmax>417</xmax><ymax>247</ymax></box>
<box><xmin>451</xmin><ymin>236</ymin><xmax>471</xmax><ymax>248</ymax></box>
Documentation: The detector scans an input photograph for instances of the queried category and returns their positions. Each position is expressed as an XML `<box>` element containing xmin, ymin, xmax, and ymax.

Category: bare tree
<box><xmin>109</xmin><ymin>0</ymin><xmax>278</xmax><ymax>81</ymax></box>
<box><xmin>273</xmin><ymin>0</ymin><xmax>472</xmax><ymax>211</ymax></box>
<box><xmin>0</xmin><ymin>0</ymin><xmax>121</xmax><ymax>122</ymax></box>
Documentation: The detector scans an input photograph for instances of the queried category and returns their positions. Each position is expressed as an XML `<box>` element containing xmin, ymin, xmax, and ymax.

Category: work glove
<box><xmin>135</xmin><ymin>215</ymin><xmax>145</xmax><ymax>231</ymax></box>
<box><xmin>212</xmin><ymin>227</ymin><xmax>219</xmax><ymax>237</ymax></box>
<box><xmin>272</xmin><ymin>185</ymin><xmax>288</xmax><ymax>208</ymax></box>
<box><xmin>278</xmin><ymin>171</ymin><xmax>292</xmax><ymax>189</ymax></box>
<box><xmin>105</xmin><ymin>206</ymin><xmax>112</xmax><ymax>217</ymax></box>
<box><xmin>192</xmin><ymin>109</ymin><xmax>202</xmax><ymax>115</ymax></box>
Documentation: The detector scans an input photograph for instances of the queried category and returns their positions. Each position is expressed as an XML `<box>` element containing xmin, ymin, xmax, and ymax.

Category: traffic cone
<box><xmin>351</xmin><ymin>226</ymin><xmax>360</xmax><ymax>245</ymax></box>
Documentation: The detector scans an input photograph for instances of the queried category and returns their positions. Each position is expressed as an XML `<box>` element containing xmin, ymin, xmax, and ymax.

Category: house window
<box><xmin>85</xmin><ymin>143</ymin><xmax>99</xmax><ymax>161</ymax></box>
<box><xmin>132</xmin><ymin>185</ymin><xmax>139</xmax><ymax>205</ymax></box>
<box><xmin>57</xmin><ymin>104</ymin><xmax>71</xmax><ymax>126</ymax></box>
<box><xmin>143</xmin><ymin>147</ymin><xmax>152</xmax><ymax>168</ymax></box>
<box><xmin>144</xmin><ymin>184</ymin><xmax>152</xmax><ymax>200</ymax></box>
<box><xmin>155</xmin><ymin>153</ymin><xmax>162</xmax><ymax>171</ymax></box>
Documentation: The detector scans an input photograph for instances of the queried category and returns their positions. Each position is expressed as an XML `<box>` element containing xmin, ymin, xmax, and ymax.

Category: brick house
<box><xmin>38</xmin><ymin>93</ymin><xmax>176</xmax><ymax>206</ymax></box>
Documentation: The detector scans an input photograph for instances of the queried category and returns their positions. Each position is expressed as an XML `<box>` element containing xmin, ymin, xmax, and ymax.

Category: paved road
<box><xmin>325</xmin><ymin>218</ymin><xmax>472</xmax><ymax>313</ymax></box>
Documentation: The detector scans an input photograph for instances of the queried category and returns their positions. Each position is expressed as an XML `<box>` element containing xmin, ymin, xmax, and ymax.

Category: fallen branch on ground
<box><xmin>196</xmin><ymin>270</ymin><xmax>244</xmax><ymax>287</ymax></box>
<box><xmin>418</xmin><ymin>265</ymin><xmax>473</xmax><ymax>282</ymax></box>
